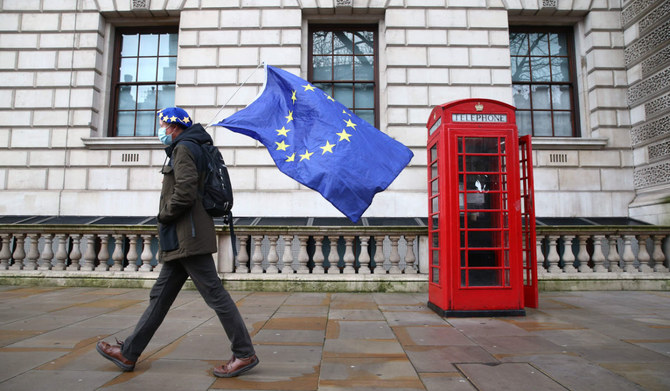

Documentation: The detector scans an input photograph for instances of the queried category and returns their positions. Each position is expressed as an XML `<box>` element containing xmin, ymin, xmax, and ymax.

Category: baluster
<box><xmin>652</xmin><ymin>235</ymin><xmax>668</xmax><ymax>272</ymax></box>
<box><xmin>592</xmin><ymin>235</ymin><xmax>607</xmax><ymax>272</ymax></box>
<box><xmin>281</xmin><ymin>235</ymin><xmax>294</xmax><ymax>273</ymax></box>
<box><xmin>53</xmin><ymin>234</ymin><xmax>68</xmax><ymax>271</ymax></box>
<box><xmin>577</xmin><ymin>235</ymin><xmax>592</xmax><ymax>273</ymax></box>
<box><xmin>561</xmin><ymin>235</ymin><xmax>577</xmax><ymax>273</ymax></box>
<box><xmin>250</xmin><ymin>235</ymin><xmax>264</xmax><ymax>273</ymax></box>
<box><xmin>266</xmin><ymin>235</ymin><xmax>279</xmax><ymax>274</ymax></box>
<box><xmin>374</xmin><ymin>235</ymin><xmax>386</xmax><ymax>274</ymax></box>
<box><xmin>139</xmin><ymin>235</ymin><xmax>153</xmax><ymax>271</ymax></box>
<box><xmin>236</xmin><ymin>236</ymin><xmax>249</xmax><ymax>273</ymax></box>
<box><xmin>39</xmin><ymin>234</ymin><xmax>54</xmax><ymax>271</ymax></box>
<box><xmin>403</xmin><ymin>235</ymin><xmax>417</xmax><ymax>274</ymax></box>
<box><xmin>621</xmin><ymin>235</ymin><xmax>637</xmax><ymax>273</ymax></box>
<box><xmin>110</xmin><ymin>234</ymin><xmax>124</xmax><ymax>271</ymax></box>
<box><xmin>312</xmin><ymin>236</ymin><xmax>325</xmax><ymax>274</ymax></box>
<box><xmin>607</xmin><ymin>235</ymin><xmax>622</xmax><ymax>272</ymax></box>
<box><xmin>296</xmin><ymin>235</ymin><xmax>310</xmax><ymax>274</ymax></box>
<box><xmin>342</xmin><ymin>236</ymin><xmax>355</xmax><ymax>274</ymax></box>
<box><xmin>0</xmin><ymin>234</ymin><xmax>11</xmax><ymax>270</ymax></box>
<box><xmin>126</xmin><ymin>235</ymin><xmax>139</xmax><ymax>271</ymax></box>
<box><xmin>358</xmin><ymin>236</ymin><xmax>371</xmax><ymax>274</ymax></box>
<box><xmin>536</xmin><ymin>235</ymin><xmax>546</xmax><ymax>274</ymax></box>
<box><xmin>636</xmin><ymin>235</ymin><xmax>653</xmax><ymax>273</ymax></box>
<box><xmin>24</xmin><ymin>234</ymin><xmax>40</xmax><ymax>270</ymax></box>
<box><xmin>67</xmin><ymin>234</ymin><xmax>82</xmax><ymax>271</ymax></box>
<box><xmin>154</xmin><ymin>251</ymin><xmax>163</xmax><ymax>273</ymax></box>
<box><xmin>388</xmin><ymin>235</ymin><xmax>402</xmax><ymax>274</ymax></box>
<box><xmin>97</xmin><ymin>234</ymin><xmax>110</xmax><ymax>271</ymax></box>
<box><xmin>10</xmin><ymin>234</ymin><xmax>26</xmax><ymax>270</ymax></box>
<box><xmin>82</xmin><ymin>234</ymin><xmax>97</xmax><ymax>271</ymax></box>
<box><xmin>327</xmin><ymin>235</ymin><xmax>339</xmax><ymax>274</ymax></box>
<box><xmin>546</xmin><ymin>235</ymin><xmax>561</xmax><ymax>273</ymax></box>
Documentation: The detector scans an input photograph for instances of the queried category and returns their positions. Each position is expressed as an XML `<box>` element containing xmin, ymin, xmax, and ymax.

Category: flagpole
<box><xmin>205</xmin><ymin>62</ymin><xmax>265</xmax><ymax>128</ymax></box>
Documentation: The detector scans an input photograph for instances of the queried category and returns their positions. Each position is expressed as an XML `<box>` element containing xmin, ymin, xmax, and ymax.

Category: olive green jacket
<box><xmin>157</xmin><ymin>129</ymin><xmax>217</xmax><ymax>262</ymax></box>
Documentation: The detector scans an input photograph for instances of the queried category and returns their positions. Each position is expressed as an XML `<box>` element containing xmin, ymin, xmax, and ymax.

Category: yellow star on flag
<box><xmin>291</xmin><ymin>90</ymin><xmax>297</xmax><ymax>104</ymax></box>
<box><xmin>344</xmin><ymin>118</ymin><xmax>357</xmax><ymax>130</ymax></box>
<box><xmin>303</xmin><ymin>84</ymin><xmax>316</xmax><ymax>92</ymax></box>
<box><xmin>299</xmin><ymin>150</ymin><xmax>313</xmax><ymax>161</ymax></box>
<box><xmin>170</xmin><ymin>115</ymin><xmax>177</xmax><ymax>121</ymax></box>
<box><xmin>285</xmin><ymin>110</ymin><xmax>293</xmax><ymax>123</ymax></box>
<box><xmin>324</xmin><ymin>94</ymin><xmax>335</xmax><ymax>102</ymax></box>
<box><xmin>320</xmin><ymin>140</ymin><xmax>335</xmax><ymax>154</ymax></box>
<box><xmin>336</xmin><ymin>129</ymin><xmax>352</xmax><ymax>142</ymax></box>
<box><xmin>183</xmin><ymin>117</ymin><xmax>191</xmax><ymax>123</ymax></box>
<box><xmin>276</xmin><ymin>126</ymin><xmax>290</xmax><ymax>137</ymax></box>
<box><xmin>275</xmin><ymin>140</ymin><xmax>290</xmax><ymax>151</ymax></box>
<box><xmin>343</xmin><ymin>110</ymin><xmax>351</xmax><ymax>116</ymax></box>
<box><xmin>286</xmin><ymin>153</ymin><xmax>295</xmax><ymax>162</ymax></box>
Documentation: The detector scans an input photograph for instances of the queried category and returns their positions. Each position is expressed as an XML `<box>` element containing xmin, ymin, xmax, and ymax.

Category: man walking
<box><xmin>96</xmin><ymin>107</ymin><xmax>258</xmax><ymax>378</ymax></box>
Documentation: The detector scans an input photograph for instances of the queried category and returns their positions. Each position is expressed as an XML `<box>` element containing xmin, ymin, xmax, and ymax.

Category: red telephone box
<box><xmin>426</xmin><ymin>99</ymin><xmax>538</xmax><ymax>317</ymax></box>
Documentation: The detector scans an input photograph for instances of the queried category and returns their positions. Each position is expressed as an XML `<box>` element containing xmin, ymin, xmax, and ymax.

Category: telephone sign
<box><xmin>426</xmin><ymin>99</ymin><xmax>538</xmax><ymax>317</ymax></box>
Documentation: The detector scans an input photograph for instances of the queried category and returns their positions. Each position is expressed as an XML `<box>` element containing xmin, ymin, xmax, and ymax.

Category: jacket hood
<box><xmin>165</xmin><ymin>123</ymin><xmax>213</xmax><ymax>156</ymax></box>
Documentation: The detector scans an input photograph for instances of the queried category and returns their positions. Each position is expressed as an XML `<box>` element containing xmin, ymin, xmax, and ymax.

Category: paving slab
<box><xmin>456</xmin><ymin>362</ymin><xmax>565</xmax><ymax>391</ymax></box>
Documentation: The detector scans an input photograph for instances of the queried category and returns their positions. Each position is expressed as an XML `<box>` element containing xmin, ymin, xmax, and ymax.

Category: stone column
<box><xmin>312</xmin><ymin>236</ymin><xmax>325</xmax><ymax>274</ymax></box>
<box><xmin>327</xmin><ymin>236</ymin><xmax>339</xmax><ymax>274</ymax></box>
<box><xmin>374</xmin><ymin>235</ymin><xmax>386</xmax><ymax>274</ymax></box>
<box><xmin>66</xmin><ymin>234</ymin><xmax>81</xmax><ymax>271</ymax></box>
<box><xmin>536</xmin><ymin>235</ymin><xmax>546</xmax><ymax>274</ymax></box>
<box><xmin>636</xmin><ymin>235</ymin><xmax>653</xmax><ymax>273</ymax></box>
<box><xmin>606</xmin><ymin>235</ymin><xmax>622</xmax><ymax>272</ymax></box>
<box><xmin>24</xmin><ymin>234</ymin><xmax>40</xmax><ymax>270</ymax></box>
<box><xmin>577</xmin><ymin>235</ymin><xmax>592</xmax><ymax>273</ymax></box>
<box><xmin>236</xmin><ymin>236</ymin><xmax>249</xmax><ymax>273</ymax></box>
<box><xmin>0</xmin><ymin>234</ymin><xmax>11</xmax><ymax>270</ymax></box>
<box><xmin>139</xmin><ymin>235</ymin><xmax>153</xmax><ymax>272</ymax></box>
<box><xmin>39</xmin><ymin>234</ymin><xmax>54</xmax><ymax>271</ymax></box>
<box><xmin>404</xmin><ymin>235</ymin><xmax>417</xmax><ymax>274</ymax></box>
<box><xmin>110</xmin><ymin>235</ymin><xmax>125</xmax><ymax>271</ymax></box>
<box><xmin>621</xmin><ymin>235</ymin><xmax>638</xmax><ymax>273</ymax></box>
<box><xmin>388</xmin><ymin>235</ymin><xmax>402</xmax><ymax>274</ymax></box>
<box><xmin>296</xmin><ymin>235</ymin><xmax>310</xmax><ymax>274</ymax></box>
<box><xmin>281</xmin><ymin>235</ymin><xmax>294</xmax><ymax>274</ymax></box>
<box><xmin>561</xmin><ymin>235</ymin><xmax>577</xmax><ymax>273</ymax></box>
<box><xmin>358</xmin><ymin>236</ymin><xmax>371</xmax><ymax>274</ymax></box>
<box><xmin>53</xmin><ymin>234</ymin><xmax>68</xmax><ymax>271</ymax></box>
<box><xmin>546</xmin><ymin>235</ymin><xmax>562</xmax><ymax>273</ymax></box>
<box><xmin>10</xmin><ymin>234</ymin><xmax>26</xmax><ymax>270</ymax></box>
<box><xmin>97</xmin><ymin>234</ymin><xmax>110</xmax><ymax>271</ymax></box>
<box><xmin>266</xmin><ymin>235</ymin><xmax>279</xmax><ymax>274</ymax></box>
<box><xmin>592</xmin><ymin>235</ymin><xmax>607</xmax><ymax>272</ymax></box>
<box><xmin>652</xmin><ymin>235</ymin><xmax>668</xmax><ymax>272</ymax></box>
<box><xmin>126</xmin><ymin>235</ymin><xmax>139</xmax><ymax>271</ymax></box>
<box><xmin>250</xmin><ymin>235</ymin><xmax>264</xmax><ymax>274</ymax></box>
<box><xmin>82</xmin><ymin>234</ymin><xmax>97</xmax><ymax>271</ymax></box>
<box><xmin>342</xmin><ymin>236</ymin><xmax>355</xmax><ymax>274</ymax></box>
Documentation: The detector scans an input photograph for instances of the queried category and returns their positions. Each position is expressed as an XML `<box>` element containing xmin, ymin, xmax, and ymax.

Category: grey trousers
<box><xmin>121</xmin><ymin>253</ymin><xmax>255</xmax><ymax>361</ymax></box>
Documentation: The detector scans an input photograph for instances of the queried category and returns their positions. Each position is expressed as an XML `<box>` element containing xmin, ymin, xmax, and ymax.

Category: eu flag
<box><xmin>213</xmin><ymin>65</ymin><xmax>413</xmax><ymax>222</ymax></box>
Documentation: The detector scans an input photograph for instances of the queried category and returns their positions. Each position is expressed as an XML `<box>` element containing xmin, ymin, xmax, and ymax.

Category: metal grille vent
<box><xmin>132</xmin><ymin>0</ymin><xmax>149</xmax><ymax>10</ymax></box>
<box><xmin>121</xmin><ymin>153</ymin><xmax>140</xmax><ymax>163</ymax></box>
<box><xmin>549</xmin><ymin>153</ymin><xmax>568</xmax><ymax>163</ymax></box>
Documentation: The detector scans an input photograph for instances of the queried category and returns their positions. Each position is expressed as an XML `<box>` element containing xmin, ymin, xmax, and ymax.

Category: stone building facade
<box><xmin>0</xmin><ymin>0</ymin><xmax>668</xmax><ymax>224</ymax></box>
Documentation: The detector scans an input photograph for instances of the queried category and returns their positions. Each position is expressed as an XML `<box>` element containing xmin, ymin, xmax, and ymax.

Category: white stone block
<box><xmin>241</xmin><ymin>29</ymin><xmax>281</xmax><ymax>45</ymax></box>
<box><xmin>33</xmin><ymin>110</ymin><xmax>68</xmax><ymax>126</ymax></box>
<box><xmin>629</xmin><ymin>104</ymin><xmax>645</xmax><ymax>126</ymax></box>
<box><xmin>62</xmin><ymin>167</ymin><xmax>87</xmax><ymax>189</ymax></box>
<box><xmin>531</xmin><ymin>168</ymin><xmax>559</xmax><ymax>191</ymax></box>
<box><xmin>256</xmin><ymin>167</ymin><xmax>299</xmax><ymax>190</ymax></box>
<box><xmin>260</xmin><ymin>46</ymin><xmax>301</xmax><ymax>66</ymax></box>
<box><xmin>579</xmin><ymin>150</ymin><xmax>620</xmax><ymax>167</ymax></box>
<box><xmin>467</xmin><ymin>10</ymin><xmax>508</xmax><ymax>28</ymax></box>
<box><xmin>128</xmin><ymin>168</ymin><xmax>162</xmax><ymax>190</ymax></box>
<box><xmin>589</xmin><ymin>49</ymin><xmax>625</xmax><ymax>69</ymax></box>
<box><xmin>2</xmin><ymin>0</ymin><xmax>40</xmax><ymax>11</ymax></box>
<box><xmin>40</xmin><ymin>32</ymin><xmax>76</xmax><ymax>48</ymax></box>
<box><xmin>407</xmin><ymin>67</ymin><xmax>449</xmax><ymax>84</ymax></box>
<box><xmin>449</xmin><ymin>29</ymin><xmax>488</xmax><ymax>46</ymax></box>
<box><xmin>408</xmin><ymin>107</ymin><xmax>432</xmax><ymax>125</ymax></box>
<box><xmin>11</xmin><ymin>128</ymin><xmax>51</xmax><ymax>148</ymax></box>
<box><xmin>558</xmin><ymin>168</ymin><xmax>601</xmax><ymax>191</ymax></box>
<box><xmin>491</xmin><ymin>69</ymin><xmax>510</xmax><ymax>85</ymax></box>
<box><xmin>0</xmin><ymin>169</ymin><xmax>5</xmax><ymax>189</ymax></box>
<box><xmin>281</xmin><ymin>29</ymin><xmax>302</xmax><ymax>45</ymax></box>
<box><xmin>406</xmin><ymin>29</ymin><xmax>447</xmax><ymax>45</ymax></box>
<box><xmin>387</xmin><ymin>126</ymin><xmax>426</xmax><ymax>147</ymax></box>
<box><xmin>219</xmin><ymin>47</ymin><xmax>260</xmax><ymax>66</ymax></box>
<box><xmin>69</xmin><ymin>149</ymin><xmax>109</xmax><ymax>166</ymax></box>
<box><xmin>428</xmin><ymin>47</ymin><xmax>468</xmax><ymax>66</ymax></box>
<box><xmin>72</xmin><ymin>49</ymin><xmax>101</xmax><ymax>69</ymax></box>
<box><xmin>449</xmin><ymin>0</ymin><xmax>485</xmax><ymax>6</ymax></box>
<box><xmin>386</xmin><ymin>9</ymin><xmax>426</xmax><ymax>27</ymax></box>
<box><xmin>387</xmin><ymin>86</ymin><xmax>428</xmax><ymax>106</ymax></box>
<box><xmin>235</xmin><ymin>148</ymin><xmax>275</xmax><ymax>166</ymax></box>
<box><xmin>0</xmin><ymin>110</ymin><xmax>31</xmax><ymax>126</ymax></box>
<box><xmin>0</xmin><ymin>90</ymin><xmax>11</xmax><ymax>108</ymax></box>
<box><xmin>588</xmin><ymin>31</ymin><xmax>611</xmax><ymax>47</ymax></box>
<box><xmin>451</xmin><ymin>68</ymin><xmax>491</xmax><ymax>85</ymax></box>
<box><xmin>197</xmin><ymin>68</ymin><xmax>237</xmax><ymax>85</ymax></box>
<box><xmin>601</xmin><ymin>168</ymin><xmax>633</xmax><ymax>191</ymax></box>
<box><xmin>405</xmin><ymin>0</ymin><xmax>447</xmax><ymax>6</ymax></box>
<box><xmin>0</xmin><ymin>14</ymin><xmax>20</xmax><ymax>31</ymax></box>
<box><xmin>47</xmin><ymin>168</ymin><xmax>64</xmax><ymax>190</ymax></box>
<box><xmin>426</xmin><ymin>9</ymin><xmax>467</xmax><ymax>28</ymax></box>
<box><xmin>387</xmin><ymin>107</ymin><xmax>408</xmax><ymax>125</ymax></box>
<box><xmin>386</xmin><ymin>68</ymin><xmax>407</xmax><ymax>84</ymax></box>
<box><xmin>470</xmin><ymin>86</ymin><xmax>512</xmax><ymax>104</ymax></box>
<box><xmin>228</xmin><ymin>167</ymin><xmax>256</xmax><ymax>190</ymax></box>
<box><xmin>43</xmin><ymin>0</ymin><xmax>79</xmax><ymax>10</ymax></box>
<box><xmin>19</xmin><ymin>51</ymin><xmax>56</xmax><ymax>69</ymax></box>
<box><xmin>585</xmin><ymin>11</ymin><xmax>621</xmax><ymax>31</ymax></box>
<box><xmin>181</xmin><ymin>10</ymin><xmax>220</xmax><ymax>28</ymax></box>
<box><xmin>594</xmin><ymin>87</ymin><xmax>627</xmax><ymax>108</ymax></box>
<box><xmin>365</xmin><ymin>191</ymin><xmax>426</xmax><ymax>218</ymax></box>
<box><xmin>217</xmin><ymin>85</ymin><xmax>260</xmax><ymax>107</ymax></box>
<box><xmin>0</xmin><ymin>51</ymin><xmax>16</xmax><ymax>69</ymax></box>
<box><xmin>428</xmin><ymin>85</ymin><xmax>470</xmax><ymax>106</ymax></box>
<box><xmin>175</xmin><ymin>86</ymin><xmax>216</xmax><ymax>107</ymax></box>
<box><xmin>470</xmin><ymin>48</ymin><xmax>510</xmax><ymax>67</ymax></box>
<box><xmin>88</xmin><ymin>168</ymin><xmax>128</xmax><ymax>190</ymax></box>
<box><xmin>385</xmin><ymin>29</ymin><xmax>406</xmax><ymax>45</ymax></box>
<box><xmin>221</xmin><ymin>9</ymin><xmax>261</xmax><ymax>28</ymax></box>
<box><xmin>261</xmin><ymin>9</ymin><xmax>301</xmax><ymax>28</ymax></box>
<box><xmin>29</xmin><ymin>150</ymin><xmax>67</xmax><ymax>166</ymax></box>
<box><xmin>0</xmin><ymin>150</ymin><xmax>28</xmax><ymax>166</ymax></box>
<box><xmin>176</xmin><ymin>69</ymin><xmax>196</xmax><ymax>86</ymax></box>
<box><xmin>178</xmin><ymin>30</ymin><xmax>198</xmax><ymax>47</ymax></box>
<box><xmin>623</xmin><ymin>24</ymin><xmax>638</xmax><ymax>46</ymax></box>
<box><xmin>387</xmin><ymin>47</ymin><xmax>427</xmax><ymax>66</ymax></box>
<box><xmin>58</xmin><ymin>190</ymin><xmax>159</xmax><ymax>216</ymax></box>
<box><xmin>178</xmin><ymin>48</ymin><xmax>219</xmax><ymax>67</ymax></box>
<box><xmin>387</xmin><ymin>166</ymin><xmax>425</xmax><ymax>191</ymax></box>
<box><xmin>7</xmin><ymin>168</ymin><xmax>47</xmax><ymax>189</ymax></box>
<box><xmin>0</xmin><ymin>191</ymin><xmax>60</xmax><ymax>215</ymax></box>
<box><xmin>0</xmin><ymin>33</ymin><xmax>38</xmax><ymax>49</ymax></box>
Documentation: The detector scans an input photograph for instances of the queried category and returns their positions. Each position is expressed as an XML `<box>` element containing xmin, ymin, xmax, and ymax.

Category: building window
<box><xmin>509</xmin><ymin>27</ymin><xmax>579</xmax><ymax>137</ymax></box>
<box><xmin>109</xmin><ymin>27</ymin><xmax>178</xmax><ymax>137</ymax></box>
<box><xmin>309</xmin><ymin>25</ymin><xmax>378</xmax><ymax>127</ymax></box>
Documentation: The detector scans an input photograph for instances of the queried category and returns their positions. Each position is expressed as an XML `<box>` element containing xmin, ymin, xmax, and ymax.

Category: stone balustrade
<box><xmin>0</xmin><ymin>223</ymin><xmax>668</xmax><ymax>291</ymax></box>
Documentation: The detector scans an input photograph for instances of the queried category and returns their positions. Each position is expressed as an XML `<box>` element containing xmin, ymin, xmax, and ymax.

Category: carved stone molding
<box><xmin>624</xmin><ymin>19</ymin><xmax>670</xmax><ymax>66</ymax></box>
<box><xmin>648</xmin><ymin>140</ymin><xmax>670</xmax><ymax>161</ymax></box>
<box><xmin>645</xmin><ymin>93</ymin><xmax>670</xmax><ymax>118</ymax></box>
<box><xmin>631</xmin><ymin>114</ymin><xmax>670</xmax><ymax>145</ymax></box>
<box><xmin>628</xmin><ymin>68</ymin><xmax>670</xmax><ymax>106</ymax></box>
<box><xmin>622</xmin><ymin>0</ymin><xmax>660</xmax><ymax>28</ymax></box>
<box><xmin>642</xmin><ymin>45</ymin><xmax>670</xmax><ymax>77</ymax></box>
<box><xmin>639</xmin><ymin>1</ymin><xmax>670</xmax><ymax>33</ymax></box>
<box><xmin>634</xmin><ymin>162</ymin><xmax>670</xmax><ymax>188</ymax></box>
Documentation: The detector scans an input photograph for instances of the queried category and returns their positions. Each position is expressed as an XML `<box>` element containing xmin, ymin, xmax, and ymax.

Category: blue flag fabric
<box><xmin>213</xmin><ymin>65</ymin><xmax>413</xmax><ymax>222</ymax></box>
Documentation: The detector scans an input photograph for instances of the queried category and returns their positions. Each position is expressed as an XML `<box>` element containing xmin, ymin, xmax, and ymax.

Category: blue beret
<box><xmin>157</xmin><ymin>107</ymin><xmax>192</xmax><ymax>128</ymax></box>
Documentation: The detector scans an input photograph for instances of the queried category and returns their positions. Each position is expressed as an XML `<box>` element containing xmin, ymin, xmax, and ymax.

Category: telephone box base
<box><xmin>427</xmin><ymin>301</ymin><xmax>526</xmax><ymax>318</ymax></box>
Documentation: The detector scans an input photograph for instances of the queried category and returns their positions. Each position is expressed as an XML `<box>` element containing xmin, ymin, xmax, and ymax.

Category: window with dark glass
<box><xmin>309</xmin><ymin>25</ymin><xmax>378</xmax><ymax>127</ymax></box>
<box><xmin>109</xmin><ymin>27</ymin><xmax>178</xmax><ymax>137</ymax></box>
<box><xmin>509</xmin><ymin>27</ymin><xmax>579</xmax><ymax>137</ymax></box>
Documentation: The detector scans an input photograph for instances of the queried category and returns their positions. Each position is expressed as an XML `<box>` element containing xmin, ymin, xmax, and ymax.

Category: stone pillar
<box><xmin>606</xmin><ymin>235</ymin><xmax>622</xmax><ymax>272</ymax></box>
<box><xmin>636</xmin><ymin>235</ymin><xmax>653</xmax><ymax>273</ymax></box>
<box><xmin>536</xmin><ymin>236</ymin><xmax>546</xmax><ymax>274</ymax></box>
<box><xmin>281</xmin><ymin>235</ymin><xmax>294</xmax><ymax>274</ymax></box>
<box><xmin>404</xmin><ymin>235</ymin><xmax>417</xmax><ymax>274</ymax></box>
<box><xmin>236</xmin><ymin>236</ymin><xmax>250</xmax><ymax>273</ymax></box>
<box><xmin>66</xmin><ymin>234</ymin><xmax>81</xmax><ymax>271</ymax></box>
<box><xmin>621</xmin><ymin>235</ymin><xmax>638</xmax><ymax>273</ymax></box>
<box><xmin>82</xmin><ymin>234</ymin><xmax>97</xmax><ymax>271</ymax></box>
<box><xmin>577</xmin><ymin>235</ymin><xmax>592</xmax><ymax>273</ymax></box>
<box><xmin>250</xmin><ymin>235</ymin><xmax>264</xmax><ymax>274</ymax></box>
<box><xmin>358</xmin><ymin>236</ymin><xmax>371</xmax><ymax>274</ymax></box>
<box><xmin>296</xmin><ymin>235</ymin><xmax>310</xmax><ymax>274</ymax></box>
<box><xmin>546</xmin><ymin>235</ymin><xmax>562</xmax><ymax>273</ymax></box>
<box><xmin>126</xmin><ymin>235</ymin><xmax>139</xmax><ymax>271</ymax></box>
<box><xmin>0</xmin><ymin>234</ymin><xmax>11</xmax><ymax>270</ymax></box>
<box><xmin>266</xmin><ymin>235</ymin><xmax>279</xmax><ymax>274</ymax></box>
<box><xmin>374</xmin><ymin>235</ymin><xmax>386</xmax><ymax>274</ymax></box>
<box><xmin>97</xmin><ymin>234</ymin><xmax>110</xmax><ymax>271</ymax></box>
<box><xmin>24</xmin><ymin>234</ymin><xmax>40</xmax><ymax>271</ymax></box>
<box><xmin>139</xmin><ymin>235</ymin><xmax>153</xmax><ymax>272</ymax></box>
<box><xmin>327</xmin><ymin>236</ymin><xmax>339</xmax><ymax>274</ymax></box>
<box><xmin>39</xmin><ymin>234</ymin><xmax>54</xmax><ymax>271</ymax></box>
<box><xmin>53</xmin><ymin>234</ymin><xmax>68</xmax><ymax>271</ymax></box>
<box><xmin>342</xmin><ymin>236</ymin><xmax>355</xmax><ymax>274</ymax></box>
<box><xmin>561</xmin><ymin>235</ymin><xmax>577</xmax><ymax>273</ymax></box>
<box><xmin>10</xmin><ymin>234</ymin><xmax>26</xmax><ymax>270</ymax></box>
<box><xmin>388</xmin><ymin>235</ymin><xmax>401</xmax><ymax>274</ymax></box>
<box><xmin>312</xmin><ymin>236</ymin><xmax>325</xmax><ymax>274</ymax></box>
<box><xmin>592</xmin><ymin>235</ymin><xmax>607</xmax><ymax>272</ymax></box>
<box><xmin>652</xmin><ymin>235</ymin><xmax>668</xmax><ymax>272</ymax></box>
<box><xmin>110</xmin><ymin>235</ymin><xmax>125</xmax><ymax>271</ymax></box>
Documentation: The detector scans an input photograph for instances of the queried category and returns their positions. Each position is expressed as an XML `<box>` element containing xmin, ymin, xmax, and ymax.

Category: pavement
<box><xmin>0</xmin><ymin>287</ymin><xmax>669</xmax><ymax>391</ymax></box>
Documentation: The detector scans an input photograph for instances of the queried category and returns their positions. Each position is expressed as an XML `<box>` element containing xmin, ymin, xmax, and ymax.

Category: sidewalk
<box><xmin>0</xmin><ymin>286</ymin><xmax>668</xmax><ymax>391</ymax></box>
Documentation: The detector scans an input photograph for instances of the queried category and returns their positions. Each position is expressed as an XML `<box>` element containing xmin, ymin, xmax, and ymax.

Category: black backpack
<box><xmin>198</xmin><ymin>142</ymin><xmax>234</xmax><ymax>219</ymax></box>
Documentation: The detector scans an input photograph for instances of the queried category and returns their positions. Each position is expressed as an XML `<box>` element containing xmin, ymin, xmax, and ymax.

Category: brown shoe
<box><xmin>96</xmin><ymin>339</ymin><xmax>135</xmax><ymax>372</ymax></box>
<box><xmin>213</xmin><ymin>354</ymin><xmax>259</xmax><ymax>378</ymax></box>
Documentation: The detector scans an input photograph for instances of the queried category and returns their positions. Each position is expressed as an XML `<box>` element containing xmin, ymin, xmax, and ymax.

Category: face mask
<box><xmin>158</xmin><ymin>126</ymin><xmax>172</xmax><ymax>145</ymax></box>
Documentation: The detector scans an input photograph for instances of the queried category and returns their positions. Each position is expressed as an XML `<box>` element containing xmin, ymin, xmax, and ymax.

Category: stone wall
<box><xmin>0</xmin><ymin>0</ymin><xmax>647</xmax><ymax>221</ymax></box>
